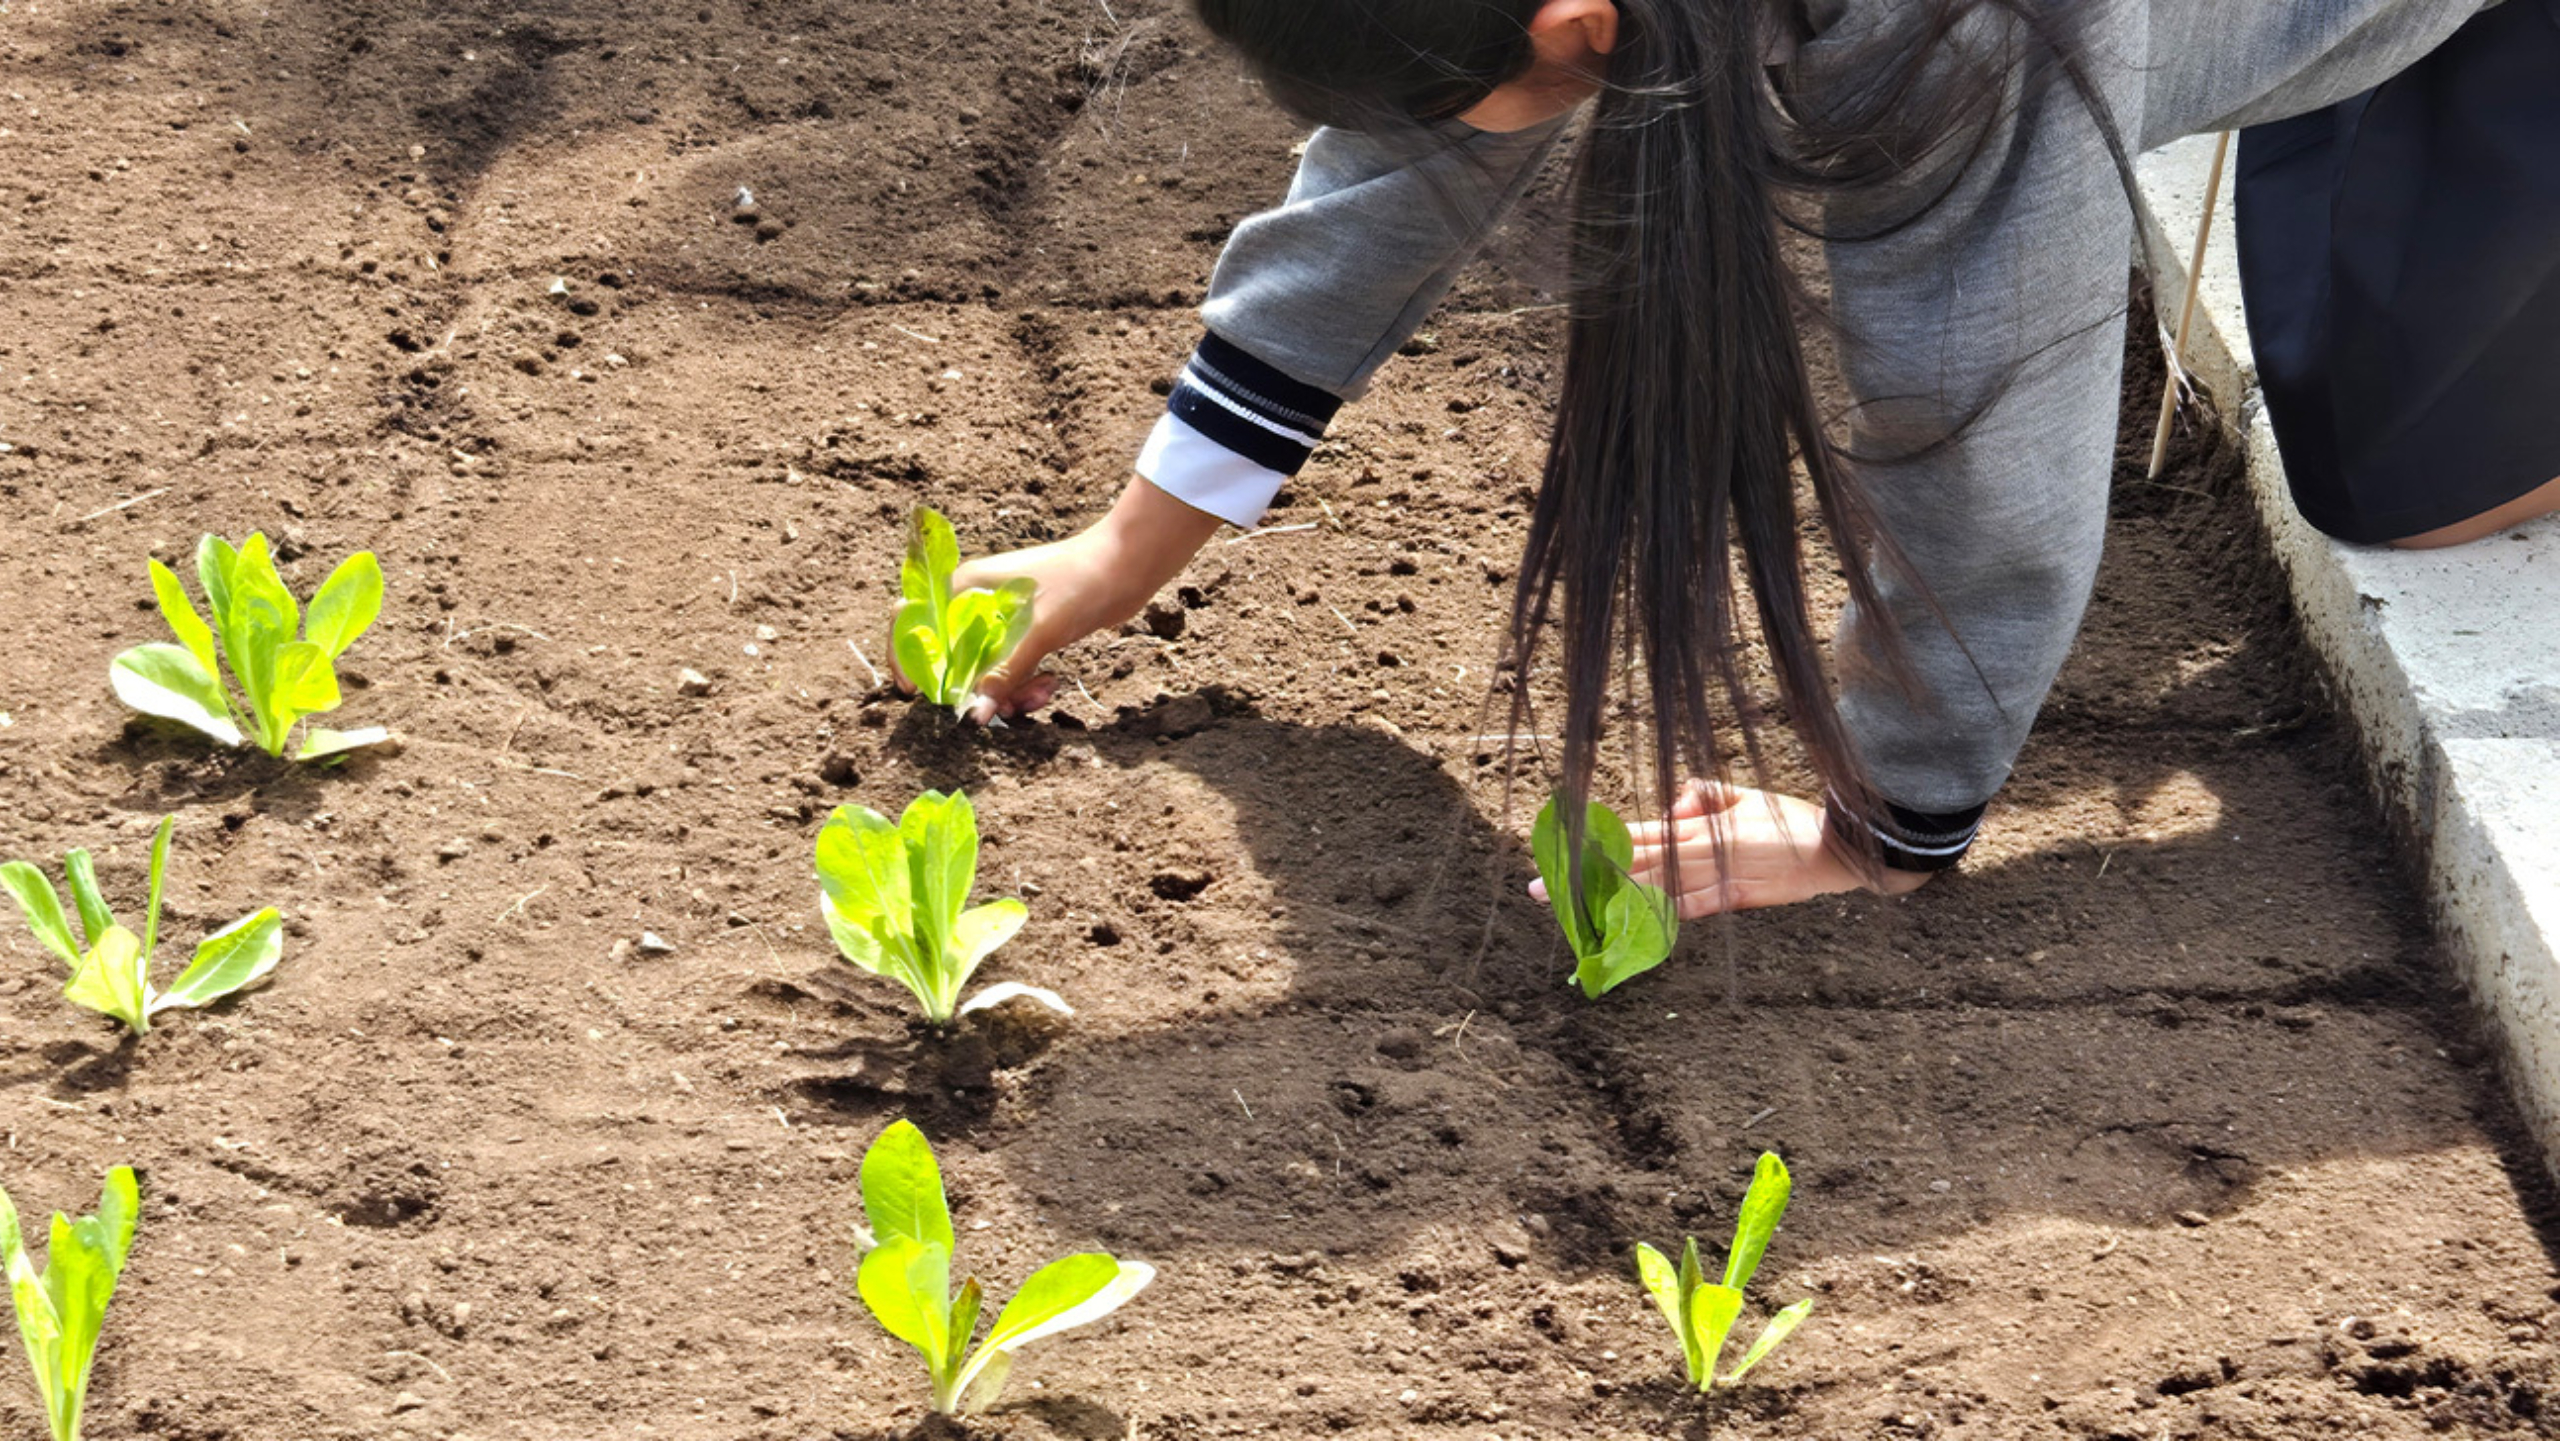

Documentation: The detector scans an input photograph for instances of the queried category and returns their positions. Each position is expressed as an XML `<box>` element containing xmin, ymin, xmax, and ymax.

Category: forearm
<box><xmin>1089</xmin><ymin>475</ymin><xmax>1225</xmax><ymax>612</ymax></box>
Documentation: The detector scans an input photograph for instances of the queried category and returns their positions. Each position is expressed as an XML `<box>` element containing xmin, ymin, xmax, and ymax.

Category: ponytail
<box><xmin>1508</xmin><ymin>0</ymin><xmax>1893</xmax><ymax>888</ymax></box>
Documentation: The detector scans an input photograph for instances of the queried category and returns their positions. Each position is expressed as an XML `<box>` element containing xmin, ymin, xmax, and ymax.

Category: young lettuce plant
<box><xmin>1</xmin><ymin>1166</ymin><xmax>139</xmax><ymax>1441</ymax></box>
<box><xmin>1532</xmin><ymin>794</ymin><xmax>1678</xmax><ymax>998</ymax></box>
<box><xmin>894</xmin><ymin>506</ymin><xmax>1035</xmax><ymax>714</ymax></box>
<box><xmin>814</xmin><ymin>788</ymin><xmax>1064</xmax><ymax>1025</ymax></box>
<box><xmin>1635</xmin><ymin>1152</ymin><xmax>1813</xmax><ymax>1393</ymax></box>
<box><xmin>856</xmin><ymin>1120</ymin><xmax>1152</xmax><ymax>1415</ymax></box>
<box><xmin>109</xmin><ymin>533</ymin><xmax>389</xmax><ymax>761</ymax></box>
<box><xmin>0</xmin><ymin>816</ymin><xmax>283</xmax><ymax>1035</ymax></box>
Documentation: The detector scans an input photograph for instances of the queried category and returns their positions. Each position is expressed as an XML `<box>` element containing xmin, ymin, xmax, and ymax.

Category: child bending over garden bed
<box><xmin>911</xmin><ymin>0</ymin><xmax>2560</xmax><ymax>918</ymax></box>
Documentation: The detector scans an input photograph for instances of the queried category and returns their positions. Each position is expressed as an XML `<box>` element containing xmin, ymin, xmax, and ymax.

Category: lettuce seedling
<box><xmin>893</xmin><ymin>506</ymin><xmax>1035</xmax><ymax>713</ymax></box>
<box><xmin>1</xmin><ymin>1166</ymin><xmax>139</xmax><ymax>1441</ymax></box>
<box><xmin>856</xmin><ymin>1120</ymin><xmax>1152</xmax><ymax>1415</ymax></box>
<box><xmin>1635</xmin><ymin>1152</ymin><xmax>1813</xmax><ymax>1393</ymax></box>
<box><xmin>109</xmin><ymin>533</ymin><xmax>389</xmax><ymax>761</ymax></box>
<box><xmin>0</xmin><ymin>816</ymin><xmax>283</xmax><ymax>1035</ymax></box>
<box><xmin>815</xmin><ymin>789</ymin><xmax>1063</xmax><ymax>1026</ymax></box>
<box><xmin>1532</xmin><ymin>794</ymin><xmax>1678</xmax><ymax>998</ymax></box>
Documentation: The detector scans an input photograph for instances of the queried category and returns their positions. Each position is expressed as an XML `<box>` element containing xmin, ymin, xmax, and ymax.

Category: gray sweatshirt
<box><xmin>1136</xmin><ymin>0</ymin><xmax>2490</xmax><ymax>866</ymax></box>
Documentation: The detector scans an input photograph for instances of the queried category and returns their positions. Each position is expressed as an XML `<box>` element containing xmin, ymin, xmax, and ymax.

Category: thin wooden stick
<box><xmin>2149</xmin><ymin>131</ymin><xmax>2232</xmax><ymax>480</ymax></box>
<box><xmin>76</xmin><ymin>488</ymin><xmax>168</xmax><ymax>523</ymax></box>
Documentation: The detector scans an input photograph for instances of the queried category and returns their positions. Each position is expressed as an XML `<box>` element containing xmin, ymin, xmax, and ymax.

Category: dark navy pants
<box><xmin>2235</xmin><ymin>0</ymin><xmax>2560</xmax><ymax>544</ymax></box>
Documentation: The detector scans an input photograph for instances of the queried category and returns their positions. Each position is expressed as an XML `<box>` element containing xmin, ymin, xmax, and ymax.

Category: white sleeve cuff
<box><xmin>1135</xmin><ymin>413</ymin><xmax>1289</xmax><ymax>529</ymax></box>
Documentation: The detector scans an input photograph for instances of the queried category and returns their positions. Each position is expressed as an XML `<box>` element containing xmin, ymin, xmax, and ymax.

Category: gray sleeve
<box><xmin>1199</xmin><ymin>117</ymin><xmax>1568</xmax><ymax>395</ymax></box>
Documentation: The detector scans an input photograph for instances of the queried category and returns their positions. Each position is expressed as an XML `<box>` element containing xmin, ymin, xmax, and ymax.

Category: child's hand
<box><xmin>932</xmin><ymin>531</ymin><xmax>1135</xmax><ymax>721</ymax></box>
<box><xmin>891</xmin><ymin>477</ymin><xmax>1224</xmax><ymax>723</ymax></box>
<box><xmin>1531</xmin><ymin>780</ymin><xmax>1934</xmax><ymax>917</ymax></box>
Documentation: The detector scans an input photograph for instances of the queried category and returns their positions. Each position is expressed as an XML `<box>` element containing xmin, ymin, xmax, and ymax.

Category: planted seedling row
<box><xmin>4</xmin><ymin>508</ymin><xmax>1812</xmax><ymax>1434</ymax></box>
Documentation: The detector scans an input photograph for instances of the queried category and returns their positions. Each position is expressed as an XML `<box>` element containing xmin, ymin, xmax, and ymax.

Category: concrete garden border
<box><xmin>2134</xmin><ymin>134</ymin><xmax>2560</xmax><ymax>1171</ymax></box>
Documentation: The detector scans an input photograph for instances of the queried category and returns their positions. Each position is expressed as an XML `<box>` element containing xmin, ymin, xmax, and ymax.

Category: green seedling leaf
<box><xmin>949</xmin><ymin>1253</ymin><xmax>1155</xmax><ymax>1410</ymax></box>
<box><xmin>153</xmin><ymin>909</ymin><xmax>283</xmax><ymax>1015</ymax></box>
<box><xmin>859</xmin><ymin>1120</ymin><xmax>954</xmax><ymax>1254</ymax></box>
<box><xmin>1</xmin><ymin>864</ymin><xmax>81</xmax><ymax>968</ymax></box>
<box><xmin>1534</xmin><ymin>794</ymin><xmax>1680</xmax><ymax>998</ymax></box>
<box><xmin>4</xmin><ymin>819</ymin><xmax>286</xmax><ymax>1035</ymax></box>
<box><xmin>947</xmin><ymin>1277</ymin><xmax>984</xmax><ymax>1381</ymax></box>
<box><xmin>1688</xmin><ymin>1283</ymin><xmax>1745</xmax><ymax>1380</ymax></box>
<box><xmin>1635</xmin><ymin>1151</ymin><xmax>1814</xmax><ymax>1393</ymax></box>
<box><xmin>1726</xmin><ymin>1299</ymin><xmax>1814</xmax><ymax>1383</ymax></box>
<box><xmin>1587</xmin><ymin>876</ymin><xmax>1676</xmax><ymax>998</ymax></box>
<box><xmin>269</xmin><ymin>641</ymin><xmax>342</xmax><ymax>723</ymax></box>
<box><xmin>816</xmin><ymin>791</ymin><xmax>1046</xmax><ymax>1026</ymax></box>
<box><xmin>857</xmin><ymin>1235</ymin><xmax>955</xmax><ymax>1376</ymax></box>
<box><xmin>993</xmin><ymin>578</ymin><xmax>1036</xmax><ymax>662</ymax></box>
<box><xmin>58</xmin><ymin>854</ymin><xmax>112</xmax><ymax>952</ymax></box>
<box><xmin>893</xmin><ymin>623</ymin><xmax>944</xmax><ymax>707</ymax></box>
<box><xmin>903</xmin><ymin>507</ymin><xmax>961</xmax><ymax>632</ymax></box>
<box><xmin>144</xmin><ymin>561</ymin><xmax>225</xmax><ymax>714</ymax></box>
<box><xmin>955</xmin><ymin>980</ymin><xmax>1072</xmax><ymax>1019</ymax></box>
<box><xmin>108</xmin><ymin>645</ymin><xmax>244</xmax><ymax>748</ymax></box>
<box><xmin>1635</xmin><ymin>1242</ymin><xmax>1702</xmax><ymax>1385</ymax></box>
<box><xmin>1722</xmin><ymin>1152</ymin><xmax>1792</xmax><ymax>1293</ymax></box>
<box><xmin>900</xmin><ymin>790</ymin><xmax>978</xmax><ymax>962</ymax></box>
<box><xmin>295</xmin><ymin>726</ymin><xmax>392</xmax><ymax>762</ymax></box>
<box><xmin>219</xmin><ymin>536</ymin><xmax>300</xmax><ymax>754</ymax></box>
<box><xmin>194</xmin><ymin>534</ymin><xmax>240</xmax><ymax>629</ymax></box>
<box><xmin>950</xmin><ymin>900</ymin><xmax>1028</xmax><ymax>987</ymax></box>
<box><xmin>2</xmin><ymin>1166</ymin><xmax>139</xmax><ymax>1441</ymax></box>
<box><xmin>63</xmin><ymin>928</ymin><xmax>151</xmax><ymax>1034</ymax></box>
<box><xmin>302</xmin><ymin>552</ymin><xmax>384</xmax><ymax>658</ymax></box>
<box><xmin>958</xmin><ymin>1351</ymin><xmax>1014</xmax><ymax>1417</ymax></box>
<box><xmin>139</xmin><ymin>818</ymin><xmax>173</xmax><ymax>963</ymax></box>
<box><xmin>892</xmin><ymin>506</ymin><xmax>1037</xmax><ymax>712</ymax></box>
<box><xmin>855</xmin><ymin>1121</ymin><xmax>1152</xmax><ymax>1416</ymax></box>
<box><xmin>815</xmin><ymin>804</ymin><xmax>940</xmax><ymax>1010</ymax></box>
<box><xmin>1530</xmin><ymin>796</ymin><xmax>1598</xmax><ymax>958</ymax></box>
<box><xmin>977</xmin><ymin>1254</ymin><xmax>1144</xmax><ymax>1353</ymax></box>
<box><xmin>111</xmin><ymin>535</ymin><xmax>385</xmax><ymax>760</ymax></box>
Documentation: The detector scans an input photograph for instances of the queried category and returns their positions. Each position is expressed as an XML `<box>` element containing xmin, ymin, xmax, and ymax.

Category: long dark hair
<box><xmin>1194</xmin><ymin>0</ymin><xmax>2134</xmax><ymax>892</ymax></box>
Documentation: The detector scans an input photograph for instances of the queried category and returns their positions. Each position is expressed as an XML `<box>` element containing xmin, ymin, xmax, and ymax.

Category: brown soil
<box><xmin>4</xmin><ymin>2</ymin><xmax>2557</xmax><ymax>1439</ymax></box>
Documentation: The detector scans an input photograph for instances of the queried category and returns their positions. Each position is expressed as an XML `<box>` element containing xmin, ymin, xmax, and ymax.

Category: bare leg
<box><xmin>2388</xmin><ymin>475</ymin><xmax>2560</xmax><ymax>549</ymax></box>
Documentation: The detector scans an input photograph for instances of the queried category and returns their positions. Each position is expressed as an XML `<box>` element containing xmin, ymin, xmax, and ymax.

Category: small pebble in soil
<box><xmin>1150</xmin><ymin>867</ymin><xmax>1212</xmax><ymax>902</ymax></box>
<box><xmin>677</xmin><ymin>668</ymin><xmax>712</xmax><ymax>697</ymax></box>
<box><xmin>637</xmin><ymin>932</ymin><xmax>676</xmax><ymax>955</ymax></box>
<box><xmin>435</xmin><ymin>839</ymin><xmax>469</xmax><ymax>863</ymax></box>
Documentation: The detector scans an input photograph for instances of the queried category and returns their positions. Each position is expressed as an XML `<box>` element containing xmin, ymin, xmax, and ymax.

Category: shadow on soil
<box><xmin>929</xmin><ymin>699</ymin><xmax>2544</xmax><ymax>1266</ymax></box>
<box><xmin>835</xmin><ymin>318</ymin><xmax>2560</xmax><ymax>1305</ymax></box>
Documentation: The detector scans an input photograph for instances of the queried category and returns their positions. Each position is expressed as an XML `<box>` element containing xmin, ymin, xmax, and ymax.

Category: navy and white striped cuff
<box><xmin>1138</xmin><ymin>414</ymin><xmax>1289</xmax><ymax>527</ymax></box>
<box><xmin>1139</xmin><ymin>333</ymin><xmax>1344</xmax><ymax>528</ymax></box>
<box><xmin>1827</xmin><ymin>791</ymin><xmax>1985</xmax><ymax>873</ymax></box>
